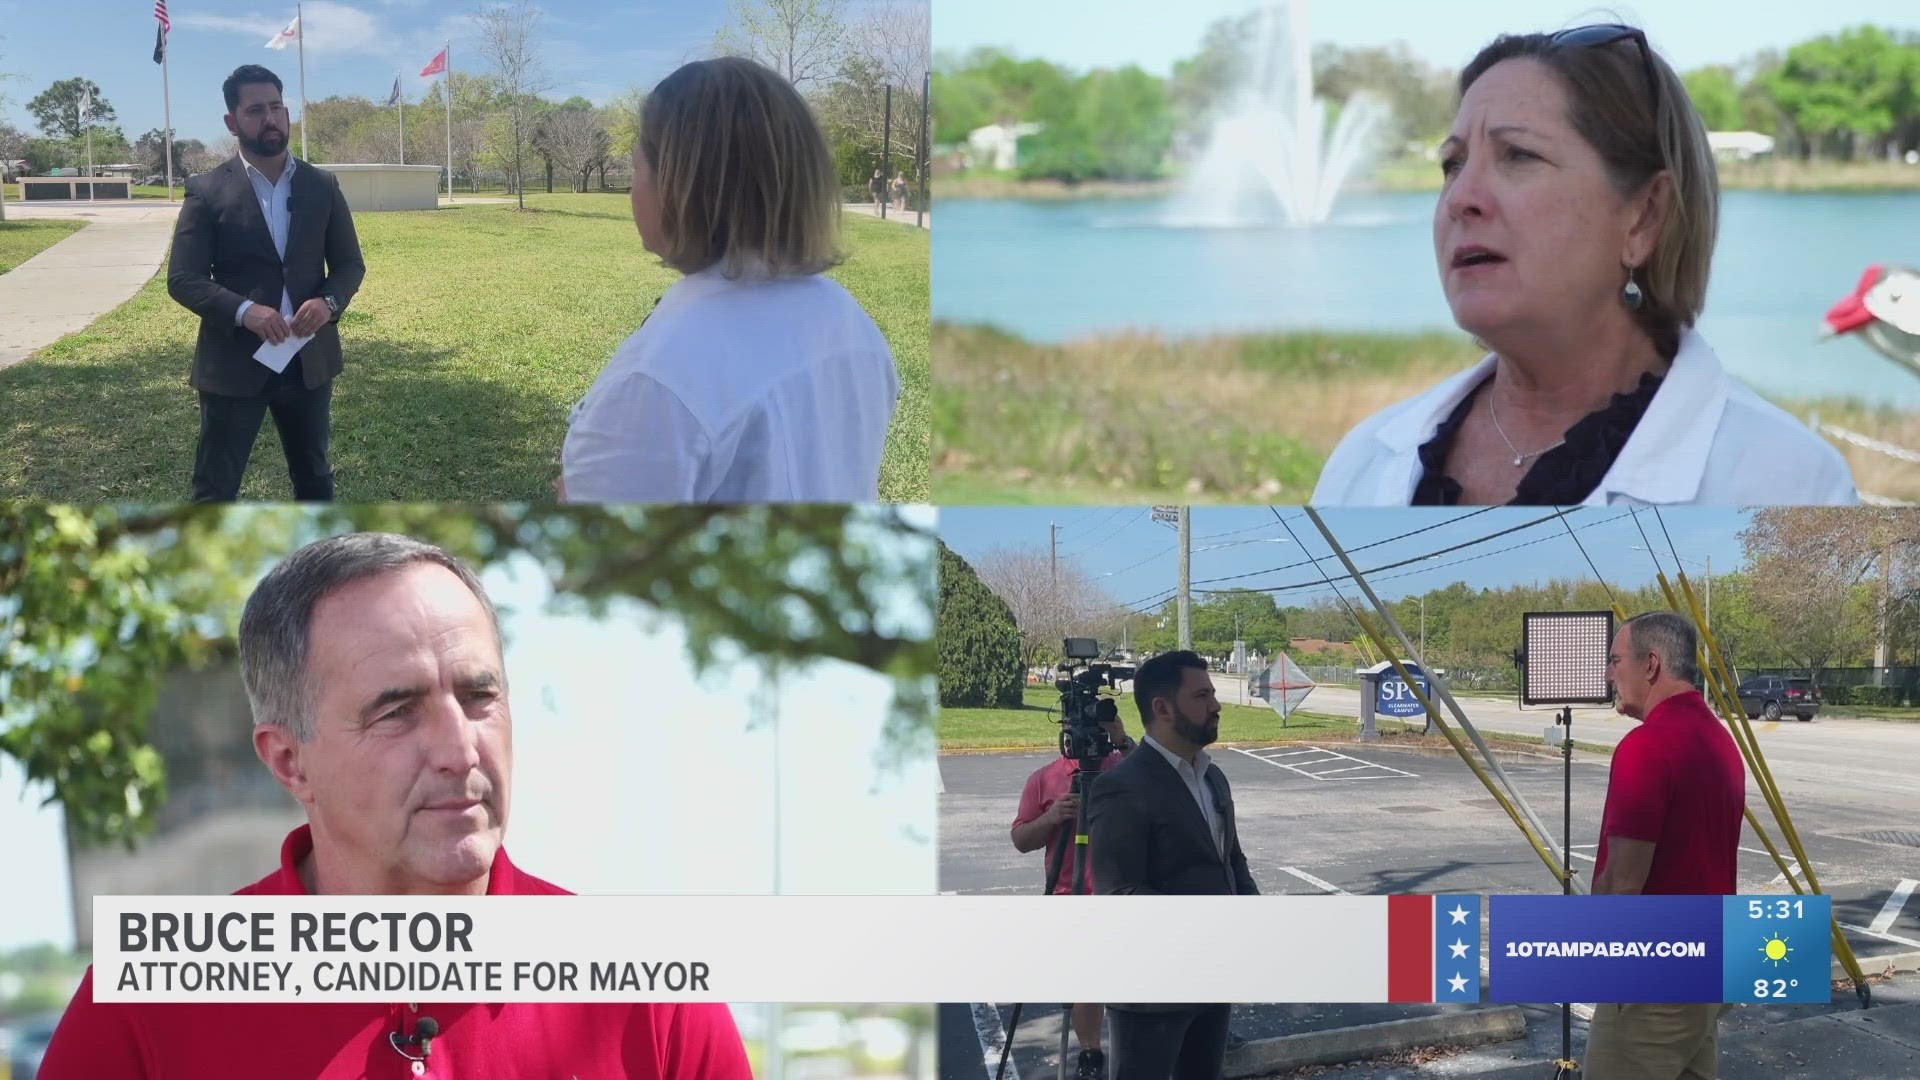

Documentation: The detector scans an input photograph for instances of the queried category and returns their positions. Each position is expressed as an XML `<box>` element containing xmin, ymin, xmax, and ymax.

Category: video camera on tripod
<box><xmin>1054</xmin><ymin>637</ymin><xmax>1120</xmax><ymax>765</ymax></box>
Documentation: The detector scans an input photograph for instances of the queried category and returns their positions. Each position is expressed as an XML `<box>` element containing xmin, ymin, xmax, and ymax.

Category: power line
<box><xmin>1185</xmin><ymin>506</ymin><xmax>1501</xmax><ymax>590</ymax></box>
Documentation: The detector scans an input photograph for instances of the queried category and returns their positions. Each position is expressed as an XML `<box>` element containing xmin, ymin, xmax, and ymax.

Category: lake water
<box><xmin>932</xmin><ymin>189</ymin><xmax>1920</xmax><ymax>406</ymax></box>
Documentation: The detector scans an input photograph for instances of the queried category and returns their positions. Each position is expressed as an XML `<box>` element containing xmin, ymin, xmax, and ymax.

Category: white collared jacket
<box><xmin>1310</xmin><ymin>329</ymin><xmax>1859</xmax><ymax>506</ymax></box>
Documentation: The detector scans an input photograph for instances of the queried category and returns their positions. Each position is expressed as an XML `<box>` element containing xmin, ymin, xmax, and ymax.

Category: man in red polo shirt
<box><xmin>39</xmin><ymin>533</ymin><xmax>752</xmax><ymax>1079</ymax></box>
<box><xmin>1585</xmin><ymin>610</ymin><xmax>1745</xmax><ymax>1080</ymax></box>
<box><xmin>1011</xmin><ymin>703</ymin><xmax>1132</xmax><ymax>1080</ymax></box>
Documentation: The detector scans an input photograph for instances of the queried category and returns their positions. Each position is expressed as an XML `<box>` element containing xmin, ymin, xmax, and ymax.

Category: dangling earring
<box><xmin>1623</xmin><ymin>268</ymin><xmax>1645</xmax><ymax>311</ymax></box>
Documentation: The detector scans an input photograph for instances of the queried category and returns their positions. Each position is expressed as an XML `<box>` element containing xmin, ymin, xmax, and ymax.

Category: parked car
<box><xmin>1737</xmin><ymin>676</ymin><xmax>1821</xmax><ymax>721</ymax></box>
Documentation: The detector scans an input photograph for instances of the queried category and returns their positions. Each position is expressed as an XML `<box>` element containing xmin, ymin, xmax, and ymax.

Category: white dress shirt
<box><xmin>562</xmin><ymin>266</ymin><xmax>900</xmax><ymax>503</ymax></box>
<box><xmin>1310</xmin><ymin>328</ymin><xmax>1859</xmax><ymax>506</ymax></box>
<box><xmin>232</xmin><ymin>154</ymin><xmax>297</xmax><ymax>326</ymax></box>
<box><xmin>1142</xmin><ymin>733</ymin><xmax>1224</xmax><ymax>857</ymax></box>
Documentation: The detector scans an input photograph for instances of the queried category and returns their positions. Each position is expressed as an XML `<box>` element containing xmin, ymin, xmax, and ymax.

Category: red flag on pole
<box><xmin>421</xmin><ymin>47</ymin><xmax>449</xmax><ymax>77</ymax></box>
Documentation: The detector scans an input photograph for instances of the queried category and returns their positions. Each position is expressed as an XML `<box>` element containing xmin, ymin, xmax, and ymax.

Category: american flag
<box><xmin>154</xmin><ymin>0</ymin><xmax>170</xmax><ymax>32</ymax></box>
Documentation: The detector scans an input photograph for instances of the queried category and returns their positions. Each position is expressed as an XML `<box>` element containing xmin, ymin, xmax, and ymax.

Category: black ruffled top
<box><xmin>1412</xmin><ymin>372</ymin><xmax>1665</xmax><ymax>505</ymax></box>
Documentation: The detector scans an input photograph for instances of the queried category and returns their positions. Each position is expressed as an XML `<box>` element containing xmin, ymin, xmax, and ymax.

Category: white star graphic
<box><xmin>1450</xmin><ymin>939</ymin><xmax>1470</xmax><ymax>959</ymax></box>
<box><xmin>1449</xmin><ymin>904</ymin><xmax>1470</xmax><ymax>925</ymax></box>
<box><xmin>1448</xmin><ymin>973</ymin><xmax>1470</xmax><ymax>994</ymax></box>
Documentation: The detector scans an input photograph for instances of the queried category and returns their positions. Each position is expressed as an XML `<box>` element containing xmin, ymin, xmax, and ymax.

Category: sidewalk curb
<box><xmin>1836</xmin><ymin>950</ymin><xmax>1920</xmax><ymax>981</ymax></box>
<box><xmin>1221</xmin><ymin>1007</ymin><xmax>1527</xmax><ymax>1078</ymax></box>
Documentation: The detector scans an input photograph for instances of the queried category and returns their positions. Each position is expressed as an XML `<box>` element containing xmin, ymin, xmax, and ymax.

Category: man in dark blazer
<box><xmin>168</xmin><ymin>64</ymin><xmax>364</xmax><ymax>502</ymax></box>
<box><xmin>1089</xmin><ymin>649</ymin><xmax>1258</xmax><ymax>1080</ymax></box>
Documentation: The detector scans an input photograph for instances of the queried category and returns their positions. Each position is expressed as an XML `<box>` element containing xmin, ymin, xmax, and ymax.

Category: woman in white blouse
<box><xmin>1312</xmin><ymin>26</ymin><xmax>1855</xmax><ymax>506</ymax></box>
<box><xmin>561</xmin><ymin>57</ymin><xmax>899</xmax><ymax>503</ymax></box>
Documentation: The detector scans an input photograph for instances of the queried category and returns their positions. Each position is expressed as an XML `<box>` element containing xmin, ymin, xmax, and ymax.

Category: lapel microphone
<box><xmin>389</xmin><ymin>1015</ymin><xmax>440</xmax><ymax>1074</ymax></box>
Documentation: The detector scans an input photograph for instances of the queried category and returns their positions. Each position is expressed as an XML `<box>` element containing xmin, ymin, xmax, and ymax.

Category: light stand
<box><xmin>1519</xmin><ymin>611</ymin><xmax>1614</xmax><ymax>1080</ymax></box>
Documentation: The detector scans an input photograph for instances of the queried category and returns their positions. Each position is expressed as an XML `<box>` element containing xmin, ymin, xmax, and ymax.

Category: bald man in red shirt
<box><xmin>39</xmin><ymin>534</ymin><xmax>751</xmax><ymax>1079</ymax></box>
<box><xmin>1585</xmin><ymin>610</ymin><xmax>1745</xmax><ymax>1080</ymax></box>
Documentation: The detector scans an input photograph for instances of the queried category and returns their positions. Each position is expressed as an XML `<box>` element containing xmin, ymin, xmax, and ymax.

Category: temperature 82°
<box><xmin>1753</xmin><ymin>978</ymin><xmax>1801</xmax><ymax>999</ymax></box>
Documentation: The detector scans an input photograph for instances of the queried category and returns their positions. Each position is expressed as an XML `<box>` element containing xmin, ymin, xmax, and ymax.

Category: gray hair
<box><xmin>238</xmin><ymin>533</ymin><xmax>503</xmax><ymax>742</ymax></box>
<box><xmin>1624</xmin><ymin>610</ymin><xmax>1699</xmax><ymax>685</ymax></box>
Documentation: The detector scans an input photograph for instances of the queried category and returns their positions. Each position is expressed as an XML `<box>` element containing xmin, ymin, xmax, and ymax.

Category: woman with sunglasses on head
<box><xmin>559</xmin><ymin>56</ymin><xmax>900</xmax><ymax>503</ymax></box>
<box><xmin>1312</xmin><ymin>25</ymin><xmax>1856</xmax><ymax>507</ymax></box>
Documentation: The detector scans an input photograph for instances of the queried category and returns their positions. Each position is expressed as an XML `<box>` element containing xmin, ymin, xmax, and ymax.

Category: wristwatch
<box><xmin>322</xmin><ymin>295</ymin><xmax>340</xmax><ymax>317</ymax></box>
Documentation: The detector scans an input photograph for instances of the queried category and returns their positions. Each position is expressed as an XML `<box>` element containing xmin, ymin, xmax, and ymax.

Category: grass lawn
<box><xmin>1823</xmin><ymin>704</ymin><xmax>1920</xmax><ymax>723</ymax></box>
<box><xmin>932</xmin><ymin>319</ymin><xmax>1920</xmax><ymax>504</ymax></box>
<box><xmin>940</xmin><ymin>688</ymin><xmax>1613</xmax><ymax>757</ymax></box>
<box><xmin>0</xmin><ymin>219</ymin><xmax>86</xmax><ymax>274</ymax></box>
<box><xmin>0</xmin><ymin>192</ymin><xmax>927</xmax><ymax>501</ymax></box>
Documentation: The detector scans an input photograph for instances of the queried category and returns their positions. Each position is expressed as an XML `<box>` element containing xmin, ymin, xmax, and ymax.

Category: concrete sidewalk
<box><xmin>0</xmin><ymin>201</ymin><xmax>181</xmax><ymax>371</ymax></box>
<box><xmin>846</xmin><ymin>200</ymin><xmax>931</xmax><ymax>229</ymax></box>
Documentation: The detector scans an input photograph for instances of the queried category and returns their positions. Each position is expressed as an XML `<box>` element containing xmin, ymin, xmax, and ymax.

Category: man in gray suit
<box><xmin>168</xmin><ymin>64</ymin><xmax>364</xmax><ymax>502</ymax></box>
<box><xmin>1089</xmin><ymin>649</ymin><xmax>1258</xmax><ymax>1080</ymax></box>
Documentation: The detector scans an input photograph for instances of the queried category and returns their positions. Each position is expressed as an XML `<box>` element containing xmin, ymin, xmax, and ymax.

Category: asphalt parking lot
<box><xmin>937</xmin><ymin>729</ymin><xmax>1920</xmax><ymax>1078</ymax></box>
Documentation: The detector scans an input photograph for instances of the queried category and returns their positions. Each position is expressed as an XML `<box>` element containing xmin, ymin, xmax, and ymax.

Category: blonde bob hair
<box><xmin>1460</xmin><ymin>29</ymin><xmax>1719</xmax><ymax>360</ymax></box>
<box><xmin>639</xmin><ymin>56</ymin><xmax>844</xmax><ymax>278</ymax></box>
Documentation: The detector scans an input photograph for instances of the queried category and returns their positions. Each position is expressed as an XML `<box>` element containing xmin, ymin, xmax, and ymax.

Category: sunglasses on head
<box><xmin>1550</xmin><ymin>23</ymin><xmax>1662</xmax><ymax>111</ymax></box>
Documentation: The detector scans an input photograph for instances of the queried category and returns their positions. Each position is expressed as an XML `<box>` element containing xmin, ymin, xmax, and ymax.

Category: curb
<box><xmin>1221</xmin><ymin>1006</ymin><xmax>1527</xmax><ymax>1078</ymax></box>
<box><xmin>1835</xmin><ymin>949</ymin><xmax>1920</xmax><ymax>981</ymax></box>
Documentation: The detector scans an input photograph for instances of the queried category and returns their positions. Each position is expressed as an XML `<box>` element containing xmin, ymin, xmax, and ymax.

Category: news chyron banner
<box><xmin>96</xmin><ymin>896</ymin><xmax>1475</xmax><ymax>1005</ymax></box>
<box><xmin>1489</xmin><ymin>895</ymin><xmax>1832</xmax><ymax>1004</ymax></box>
<box><xmin>94</xmin><ymin>895</ymin><xmax>1829</xmax><ymax>1004</ymax></box>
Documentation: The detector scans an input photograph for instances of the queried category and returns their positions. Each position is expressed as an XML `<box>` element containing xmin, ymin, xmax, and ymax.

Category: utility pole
<box><xmin>1050</xmin><ymin>522</ymin><xmax>1058</xmax><ymax>584</ymax></box>
<box><xmin>1178</xmin><ymin>507</ymin><xmax>1192</xmax><ymax>650</ymax></box>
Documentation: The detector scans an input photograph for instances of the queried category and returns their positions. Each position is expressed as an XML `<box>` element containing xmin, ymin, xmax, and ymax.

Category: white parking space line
<box><xmin>1278</xmin><ymin>865</ymin><xmax>1350</xmax><ymax>895</ymax></box>
<box><xmin>1841</xmin><ymin>922</ymin><xmax>1920</xmax><ymax>950</ymax></box>
<box><xmin>1231</xmin><ymin>745</ymin><xmax>1418</xmax><ymax>781</ymax></box>
<box><xmin>1869</xmin><ymin>878</ymin><xmax>1919</xmax><ymax>935</ymax></box>
<box><xmin>970</xmin><ymin>1002</ymin><xmax>1019</xmax><ymax>1080</ymax></box>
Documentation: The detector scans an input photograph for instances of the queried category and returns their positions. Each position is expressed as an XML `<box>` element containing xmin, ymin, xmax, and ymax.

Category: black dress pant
<box><xmin>1107</xmin><ymin>1004</ymin><xmax>1232</xmax><ymax>1080</ymax></box>
<box><xmin>191</xmin><ymin>360</ymin><xmax>334</xmax><ymax>502</ymax></box>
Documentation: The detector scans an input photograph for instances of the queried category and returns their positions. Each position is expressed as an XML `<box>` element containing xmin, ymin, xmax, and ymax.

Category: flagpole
<box><xmin>398</xmin><ymin>91</ymin><xmax>405</xmax><ymax>165</ymax></box>
<box><xmin>296</xmin><ymin>1</ymin><xmax>309</xmax><ymax>160</ymax></box>
<box><xmin>162</xmin><ymin>30</ymin><xmax>175</xmax><ymax>200</ymax></box>
<box><xmin>84</xmin><ymin>94</ymin><xmax>94</xmax><ymax>201</ymax></box>
<box><xmin>444</xmin><ymin>42</ymin><xmax>453</xmax><ymax>201</ymax></box>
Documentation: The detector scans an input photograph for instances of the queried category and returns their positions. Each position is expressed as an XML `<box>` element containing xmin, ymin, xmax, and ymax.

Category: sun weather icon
<box><xmin>1759</xmin><ymin>933</ymin><xmax>1793</xmax><ymax>968</ymax></box>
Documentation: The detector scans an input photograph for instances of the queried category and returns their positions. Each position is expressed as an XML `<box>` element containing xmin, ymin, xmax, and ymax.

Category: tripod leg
<box><xmin>996</xmin><ymin>1003</ymin><xmax>1023</xmax><ymax>1080</ymax></box>
<box><xmin>1058</xmin><ymin>1006</ymin><xmax>1071</xmax><ymax>1080</ymax></box>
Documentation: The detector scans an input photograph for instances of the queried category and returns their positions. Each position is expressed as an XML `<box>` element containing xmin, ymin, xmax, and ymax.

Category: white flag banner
<box><xmin>266</xmin><ymin>15</ymin><xmax>300</xmax><ymax>50</ymax></box>
<box><xmin>1252</xmin><ymin>652</ymin><xmax>1316</xmax><ymax>718</ymax></box>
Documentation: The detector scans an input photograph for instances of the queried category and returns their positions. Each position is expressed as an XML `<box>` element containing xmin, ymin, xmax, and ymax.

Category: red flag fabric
<box><xmin>421</xmin><ymin>47</ymin><xmax>449</xmax><ymax>77</ymax></box>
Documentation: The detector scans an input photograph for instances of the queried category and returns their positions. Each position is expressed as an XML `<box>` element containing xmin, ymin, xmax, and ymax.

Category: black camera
<box><xmin>1054</xmin><ymin>638</ymin><xmax>1119</xmax><ymax>765</ymax></box>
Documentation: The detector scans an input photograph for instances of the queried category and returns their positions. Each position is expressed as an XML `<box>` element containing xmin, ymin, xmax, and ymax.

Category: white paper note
<box><xmin>253</xmin><ymin>333</ymin><xmax>314</xmax><ymax>374</ymax></box>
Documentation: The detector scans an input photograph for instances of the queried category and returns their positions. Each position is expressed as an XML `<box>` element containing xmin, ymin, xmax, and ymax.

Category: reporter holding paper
<box><xmin>560</xmin><ymin>57</ymin><xmax>899</xmax><ymax>503</ymax></box>
<box><xmin>38</xmin><ymin>534</ymin><xmax>751</xmax><ymax>1079</ymax></box>
<box><xmin>167</xmin><ymin>65</ymin><xmax>364</xmax><ymax>503</ymax></box>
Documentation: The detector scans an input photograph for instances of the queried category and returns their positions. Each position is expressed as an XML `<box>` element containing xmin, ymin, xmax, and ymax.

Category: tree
<box><xmin>474</xmin><ymin>1</ymin><xmax>553</xmax><ymax>209</ymax></box>
<box><xmin>421</xmin><ymin>73</ymin><xmax>503</xmax><ymax>190</ymax></box>
<box><xmin>0</xmin><ymin>119</ymin><xmax>26</xmax><ymax>171</ymax></box>
<box><xmin>972</xmin><ymin>547</ymin><xmax>1126</xmax><ymax>671</ymax></box>
<box><xmin>931</xmin><ymin>48</ymin><xmax>1074</xmax><ymax>146</ymax></box>
<box><xmin>1759</xmin><ymin>27</ymin><xmax>1920</xmax><ymax>159</ymax></box>
<box><xmin>1684</xmin><ymin>66</ymin><xmax>1745</xmax><ymax>131</ymax></box>
<box><xmin>28</xmin><ymin>77</ymin><xmax>116</xmax><ymax>140</ymax></box>
<box><xmin>937</xmin><ymin>542</ymin><xmax>1023</xmax><ymax>708</ymax></box>
<box><xmin>134</xmin><ymin>128</ymin><xmax>201</xmax><ymax>179</ymax></box>
<box><xmin>1191</xmin><ymin>590</ymin><xmax>1288</xmax><ymax>656</ymax></box>
<box><xmin>1</xmin><ymin>504</ymin><xmax>934</xmax><ymax>846</ymax></box>
<box><xmin>818</xmin><ymin>2</ymin><xmax>930</xmax><ymax>197</ymax></box>
<box><xmin>1741</xmin><ymin>508</ymin><xmax>1920</xmax><ymax>676</ymax></box>
<box><xmin>601</xmin><ymin>87</ymin><xmax>647</xmax><ymax>159</ymax></box>
<box><xmin>715</xmin><ymin>0</ymin><xmax>849</xmax><ymax>93</ymax></box>
<box><xmin>536</xmin><ymin>100</ymin><xmax>610</xmax><ymax>192</ymax></box>
<box><xmin>1311</xmin><ymin>43</ymin><xmax>1457</xmax><ymax>151</ymax></box>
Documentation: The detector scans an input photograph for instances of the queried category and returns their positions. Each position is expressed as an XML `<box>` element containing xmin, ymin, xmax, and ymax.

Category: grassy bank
<box><xmin>933</xmin><ymin>321</ymin><xmax>1920</xmax><ymax>504</ymax></box>
<box><xmin>931</xmin><ymin>321</ymin><xmax>1478</xmax><ymax>502</ymax></box>
<box><xmin>0</xmin><ymin>192</ymin><xmax>928</xmax><ymax>501</ymax></box>
<box><xmin>0</xmin><ymin>219</ymin><xmax>86</xmax><ymax>274</ymax></box>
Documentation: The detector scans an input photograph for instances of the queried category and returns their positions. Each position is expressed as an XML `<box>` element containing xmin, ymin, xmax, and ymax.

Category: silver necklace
<box><xmin>1487</xmin><ymin>393</ymin><xmax>1565</xmax><ymax>468</ymax></box>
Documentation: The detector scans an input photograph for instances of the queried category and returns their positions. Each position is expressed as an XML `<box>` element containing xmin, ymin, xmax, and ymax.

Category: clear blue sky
<box><xmin>939</xmin><ymin>506</ymin><xmax>1752</xmax><ymax>617</ymax></box>
<box><xmin>935</xmin><ymin>0</ymin><xmax>1920</xmax><ymax>76</ymax></box>
<box><xmin>0</xmin><ymin>526</ymin><xmax>938</xmax><ymax>952</ymax></box>
<box><xmin>0</xmin><ymin>0</ymin><xmax>729</xmax><ymax>145</ymax></box>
